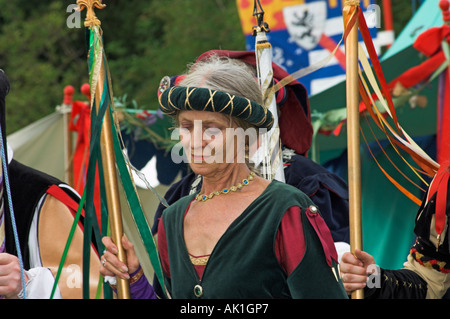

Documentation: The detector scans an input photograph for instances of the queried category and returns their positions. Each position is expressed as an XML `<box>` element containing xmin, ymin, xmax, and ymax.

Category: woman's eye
<box><xmin>180</xmin><ymin>124</ymin><xmax>192</xmax><ymax>131</ymax></box>
<box><xmin>204</xmin><ymin>127</ymin><xmax>222</xmax><ymax>136</ymax></box>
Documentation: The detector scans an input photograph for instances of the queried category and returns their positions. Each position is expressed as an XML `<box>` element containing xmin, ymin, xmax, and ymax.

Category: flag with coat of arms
<box><xmin>236</xmin><ymin>0</ymin><xmax>393</xmax><ymax>96</ymax></box>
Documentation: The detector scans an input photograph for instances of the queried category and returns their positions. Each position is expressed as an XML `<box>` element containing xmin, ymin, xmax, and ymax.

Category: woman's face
<box><xmin>177</xmin><ymin>110</ymin><xmax>249</xmax><ymax>176</ymax></box>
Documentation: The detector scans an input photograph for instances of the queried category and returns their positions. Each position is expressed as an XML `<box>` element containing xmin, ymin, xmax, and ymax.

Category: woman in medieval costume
<box><xmin>0</xmin><ymin>69</ymin><xmax>102</xmax><ymax>299</ymax></box>
<box><xmin>340</xmin><ymin>163</ymin><xmax>450</xmax><ymax>299</ymax></box>
<box><xmin>151</xmin><ymin>50</ymin><xmax>350</xmax><ymax>257</ymax></box>
<box><xmin>100</xmin><ymin>54</ymin><xmax>347</xmax><ymax>299</ymax></box>
<box><xmin>146</xmin><ymin>50</ymin><xmax>350</xmax><ymax>298</ymax></box>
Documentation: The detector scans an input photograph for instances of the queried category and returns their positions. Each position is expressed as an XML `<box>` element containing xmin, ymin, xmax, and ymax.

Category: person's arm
<box><xmin>403</xmin><ymin>239</ymin><xmax>450</xmax><ymax>299</ymax></box>
<box><xmin>277</xmin><ymin>205</ymin><xmax>347</xmax><ymax>298</ymax></box>
<box><xmin>286</xmin><ymin>156</ymin><xmax>351</xmax><ymax>261</ymax></box>
<box><xmin>340</xmin><ymin>249</ymin><xmax>428</xmax><ymax>299</ymax></box>
<box><xmin>274</xmin><ymin>206</ymin><xmax>305</xmax><ymax>275</ymax></box>
<box><xmin>105</xmin><ymin>265</ymin><xmax>156</xmax><ymax>299</ymax></box>
<box><xmin>100</xmin><ymin>235</ymin><xmax>156</xmax><ymax>299</ymax></box>
<box><xmin>155</xmin><ymin>214</ymin><xmax>171</xmax><ymax>298</ymax></box>
<box><xmin>364</xmin><ymin>268</ymin><xmax>427</xmax><ymax>299</ymax></box>
<box><xmin>0</xmin><ymin>253</ymin><xmax>28</xmax><ymax>299</ymax></box>
<box><xmin>0</xmin><ymin>253</ymin><xmax>64</xmax><ymax>299</ymax></box>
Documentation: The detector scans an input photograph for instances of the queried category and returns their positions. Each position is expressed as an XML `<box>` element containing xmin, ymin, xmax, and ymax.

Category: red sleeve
<box><xmin>157</xmin><ymin>216</ymin><xmax>170</xmax><ymax>278</ymax></box>
<box><xmin>275</xmin><ymin>206</ymin><xmax>306</xmax><ymax>276</ymax></box>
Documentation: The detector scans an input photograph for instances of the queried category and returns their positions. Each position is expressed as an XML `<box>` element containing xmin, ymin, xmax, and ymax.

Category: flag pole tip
<box><xmin>77</xmin><ymin>0</ymin><xmax>107</xmax><ymax>27</ymax></box>
<box><xmin>439</xmin><ymin>0</ymin><xmax>450</xmax><ymax>24</ymax></box>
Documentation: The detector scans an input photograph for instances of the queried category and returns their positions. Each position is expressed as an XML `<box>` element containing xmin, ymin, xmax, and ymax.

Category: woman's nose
<box><xmin>191</xmin><ymin>124</ymin><xmax>207</xmax><ymax>148</ymax></box>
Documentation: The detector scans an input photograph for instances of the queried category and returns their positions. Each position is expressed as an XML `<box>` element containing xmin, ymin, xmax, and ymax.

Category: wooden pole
<box><xmin>96</xmin><ymin>71</ymin><xmax>130</xmax><ymax>299</ymax></box>
<box><xmin>63</xmin><ymin>85</ymin><xmax>74</xmax><ymax>186</ymax></box>
<box><xmin>77</xmin><ymin>0</ymin><xmax>130</xmax><ymax>299</ymax></box>
<box><xmin>344</xmin><ymin>1</ymin><xmax>363</xmax><ymax>300</ymax></box>
<box><xmin>382</xmin><ymin>0</ymin><xmax>394</xmax><ymax>48</ymax></box>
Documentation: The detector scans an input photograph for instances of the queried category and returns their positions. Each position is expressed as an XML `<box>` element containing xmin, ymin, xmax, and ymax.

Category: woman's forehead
<box><xmin>178</xmin><ymin>110</ymin><xmax>230</xmax><ymax>125</ymax></box>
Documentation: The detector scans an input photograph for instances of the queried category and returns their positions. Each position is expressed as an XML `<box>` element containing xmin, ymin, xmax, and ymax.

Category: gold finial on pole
<box><xmin>77</xmin><ymin>0</ymin><xmax>106</xmax><ymax>27</ymax></box>
<box><xmin>343</xmin><ymin>0</ymin><xmax>364</xmax><ymax>300</ymax></box>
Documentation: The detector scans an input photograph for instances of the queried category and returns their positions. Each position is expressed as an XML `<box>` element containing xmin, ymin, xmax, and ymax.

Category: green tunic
<box><xmin>162</xmin><ymin>180</ymin><xmax>347</xmax><ymax>299</ymax></box>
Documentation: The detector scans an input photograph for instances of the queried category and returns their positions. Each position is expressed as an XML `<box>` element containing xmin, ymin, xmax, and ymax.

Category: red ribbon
<box><xmin>306</xmin><ymin>208</ymin><xmax>338</xmax><ymax>267</ymax></box>
<box><xmin>69</xmin><ymin>100</ymin><xmax>101</xmax><ymax>228</ymax></box>
<box><xmin>46</xmin><ymin>184</ymin><xmax>85</xmax><ymax>218</ymax></box>
<box><xmin>427</xmin><ymin>164</ymin><xmax>450</xmax><ymax>238</ymax></box>
<box><xmin>357</xmin><ymin>8</ymin><xmax>402</xmax><ymax>136</ymax></box>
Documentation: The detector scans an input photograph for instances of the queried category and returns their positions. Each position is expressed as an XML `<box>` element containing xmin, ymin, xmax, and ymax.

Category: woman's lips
<box><xmin>191</xmin><ymin>153</ymin><xmax>210</xmax><ymax>162</ymax></box>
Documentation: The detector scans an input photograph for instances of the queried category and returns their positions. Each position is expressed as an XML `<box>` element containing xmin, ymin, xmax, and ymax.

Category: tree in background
<box><xmin>0</xmin><ymin>0</ymin><xmax>412</xmax><ymax>134</ymax></box>
<box><xmin>0</xmin><ymin>0</ymin><xmax>244</xmax><ymax>134</ymax></box>
<box><xmin>0</xmin><ymin>1</ymin><xmax>86</xmax><ymax>133</ymax></box>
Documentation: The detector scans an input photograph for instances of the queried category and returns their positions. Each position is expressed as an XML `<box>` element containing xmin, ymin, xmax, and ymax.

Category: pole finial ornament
<box><xmin>77</xmin><ymin>0</ymin><xmax>106</xmax><ymax>27</ymax></box>
<box><xmin>344</xmin><ymin>0</ymin><xmax>360</xmax><ymax>6</ymax></box>
<box><xmin>440</xmin><ymin>0</ymin><xmax>450</xmax><ymax>25</ymax></box>
<box><xmin>252</xmin><ymin>0</ymin><xmax>270</xmax><ymax>36</ymax></box>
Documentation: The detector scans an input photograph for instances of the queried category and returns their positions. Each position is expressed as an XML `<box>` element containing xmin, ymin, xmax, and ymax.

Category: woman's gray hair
<box><xmin>178</xmin><ymin>54</ymin><xmax>263</xmax><ymax>105</ymax></box>
<box><xmin>177</xmin><ymin>54</ymin><xmax>264</xmax><ymax>172</ymax></box>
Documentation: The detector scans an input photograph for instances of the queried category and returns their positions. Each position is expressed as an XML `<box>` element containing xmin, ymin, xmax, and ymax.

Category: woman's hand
<box><xmin>100</xmin><ymin>235</ymin><xmax>140</xmax><ymax>280</ymax></box>
<box><xmin>340</xmin><ymin>249</ymin><xmax>376</xmax><ymax>294</ymax></box>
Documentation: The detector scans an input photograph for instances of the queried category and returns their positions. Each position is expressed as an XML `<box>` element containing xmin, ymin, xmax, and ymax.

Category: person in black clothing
<box><xmin>340</xmin><ymin>163</ymin><xmax>450</xmax><ymax>299</ymax></box>
<box><xmin>0</xmin><ymin>69</ymin><xmax>101</xmax><ymax>299</ymax></box>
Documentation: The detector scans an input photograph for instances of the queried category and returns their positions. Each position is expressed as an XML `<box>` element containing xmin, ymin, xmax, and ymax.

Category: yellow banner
<box><xmin>236</xmin><ymin>0</ymin><xmax>371</xmax><ymax>35</ymax></box>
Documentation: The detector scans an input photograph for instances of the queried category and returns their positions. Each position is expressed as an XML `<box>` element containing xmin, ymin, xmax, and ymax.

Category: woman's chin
<box><xmin>189</xmin><ymin>160</ymin><xmax>220</xmax><ymax>176</ymax></box>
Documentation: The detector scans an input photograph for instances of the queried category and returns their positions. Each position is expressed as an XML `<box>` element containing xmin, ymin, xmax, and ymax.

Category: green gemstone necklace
<box><xmin>195</xmin><ymin>172</ymin><xmax>256</xmax><ymax>202</ymax></box>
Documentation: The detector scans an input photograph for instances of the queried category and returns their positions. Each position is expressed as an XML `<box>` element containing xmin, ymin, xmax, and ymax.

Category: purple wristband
<box><xmin>129</xmin><ymin>266</ymin><xmax>157</xmax><ymax>299</ymax></box>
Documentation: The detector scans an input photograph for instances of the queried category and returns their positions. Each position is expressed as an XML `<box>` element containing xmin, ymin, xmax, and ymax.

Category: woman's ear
<box><xmin>246</xmin><ymin>130</ymin><xmax>261</xmax><ymax>163</ymax></box>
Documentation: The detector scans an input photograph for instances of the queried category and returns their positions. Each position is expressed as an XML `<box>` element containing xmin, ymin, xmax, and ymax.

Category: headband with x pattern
<box><xmin>158</xmin><ymin>86</ymin><xmax>274</xmax><ymax>130</ymax></box>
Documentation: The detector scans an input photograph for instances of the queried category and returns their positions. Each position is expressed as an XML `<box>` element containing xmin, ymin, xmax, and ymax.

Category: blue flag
<box><xmin>236</xmin><ymin>0</ymin><xmax>387</xmax><ymax>96</ymax></box>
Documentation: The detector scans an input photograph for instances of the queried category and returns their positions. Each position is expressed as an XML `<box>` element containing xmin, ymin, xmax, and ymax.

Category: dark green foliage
<box><xmin>0</xmin><ymin>0</ymin><xmax>244</xmax><ymax>134</ymax></box>
<box><xmin>0</xmin><ymin>0</ymin><xmax>411</xmax><ymax>134</ymax></box>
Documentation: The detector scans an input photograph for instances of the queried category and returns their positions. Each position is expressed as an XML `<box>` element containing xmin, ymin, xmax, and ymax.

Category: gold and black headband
<box><xmin>158</xmin><ymin>86</ymin><xmax>274</xmax><ymax>130</ymax></box>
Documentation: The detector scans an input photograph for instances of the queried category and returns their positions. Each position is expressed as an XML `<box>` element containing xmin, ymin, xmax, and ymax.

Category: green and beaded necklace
<box><xmin>195</xmin><ymin>172</ymin><xmax>256</xmax><ymax>202</ymax></box>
